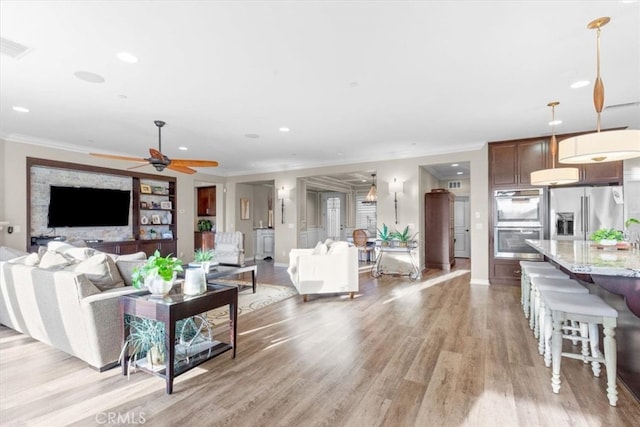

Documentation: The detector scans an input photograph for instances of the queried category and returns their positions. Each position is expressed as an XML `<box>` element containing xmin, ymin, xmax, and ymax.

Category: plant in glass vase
<box><xmin>377</xmin><ymin>223</ymin><xmax>392</xmax><ymax>247</ymax></box>
<box><xmin>391</xmin><ymin>226</ymin><xmax>419</xmax><ymax>247</ymax></box>
<box><xmin>132</xmin><ymin>250</ymin><xmax>183</xmax><ymax>296</ymax></box>
<box><xmin>193</xmin><ymin>249</ymin><xmax>215</xmax><ymax>271</ymax></box>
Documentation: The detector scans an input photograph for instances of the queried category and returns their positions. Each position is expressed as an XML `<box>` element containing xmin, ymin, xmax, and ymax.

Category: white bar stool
<box><xmin>532</xmin><ymin>277</ymin><xmax>588</xmax><ymax>356</ymax></box>
<box><xmin>541</xmin><ymin>290</ymin><xmax>619</xmax><ymax>406</ymax></box>
<box><xmin>525</xmin><ymin>266</ymin><xmax>569</xmax><ymax>333</ymax></box>
<box><xmin>519</xmin><ymin>261</ymin><xmax>556</xmax><ymax>320</ymax></box>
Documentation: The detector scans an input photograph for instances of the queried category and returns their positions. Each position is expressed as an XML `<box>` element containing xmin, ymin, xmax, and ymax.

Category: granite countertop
<box><xmin>525</xmin><ymin>239</ymin><xmax>640</xmax><ymax>278</ymax></box>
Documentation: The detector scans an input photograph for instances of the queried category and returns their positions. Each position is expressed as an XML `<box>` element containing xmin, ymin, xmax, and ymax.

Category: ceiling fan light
<box><xmin>531</xmin><ymin>167</ymin><xmax>580</xmax><ymax>186</ymax></box>
<box><xmin>558</xmin><ymin>129</ymin><xmax>640</xmax><ymax>163</ymax></box>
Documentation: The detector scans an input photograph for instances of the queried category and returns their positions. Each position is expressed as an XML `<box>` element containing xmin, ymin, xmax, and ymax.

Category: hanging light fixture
<box><xmin>362</xmin><ymin>173</ymin><xmax>377</xmax><ymax>204</ymax></box>
<box><xmin>558</xmin><ymin>17</ymin><xmax>640</xmax><ymax>164</ymax></box>
<box><xmin>531</xmin><ymin>102</ymin><xmax>580</xmax><ymax>186</ymax></box>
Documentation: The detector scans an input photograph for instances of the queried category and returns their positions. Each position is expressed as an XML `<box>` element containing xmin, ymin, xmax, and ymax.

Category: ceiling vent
<box><xmin>0</xmin><ymin>37</ymin><xmax>32</xmax><ymax>59</ymax></box>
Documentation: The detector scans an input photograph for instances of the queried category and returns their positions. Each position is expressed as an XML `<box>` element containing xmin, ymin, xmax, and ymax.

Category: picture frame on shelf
<box><xmin>141</xmin><ymin>215</ymin><xmax>149</xmax><ymax>225</ymax></box>
<box><xmin>160</xmin><ymin>201</ymin><xmax>172</xmax><ymax>210</ymax></box>
<box><xmin>140</xmin><ymin>184</ymin><xmax>152</xmax><ymax>194</ymax></box>
<box><xmin>162</xmin><ymin>231</ymin><xmax>173</xmax><ymax>239</ymax></box>
<box><xmin>151</xmin><ymin>214</ymin><xmax>161</xmax><ymax>225</ymax></box>
<box><xmin>140</xmin><ymin>201</ymin><xmax>149</xmax><ymax>209</ymax></box>
<box><xmin>152</xmin><ymin>186</ymin><xmax>166</xmax><ymax>195</ymax></box>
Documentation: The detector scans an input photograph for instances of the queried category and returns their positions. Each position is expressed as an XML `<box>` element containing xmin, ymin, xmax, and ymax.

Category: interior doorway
<box><xmin>454</xmin><ymin>196</ymin><xmax>471</xmax><ymax>258</ymax></box>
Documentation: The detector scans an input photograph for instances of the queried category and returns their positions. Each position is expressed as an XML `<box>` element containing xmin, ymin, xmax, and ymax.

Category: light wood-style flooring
<box><xmin>1</xmin><ymin>259</ymin><xmax>639</xmax><ymax>426</ymax></box>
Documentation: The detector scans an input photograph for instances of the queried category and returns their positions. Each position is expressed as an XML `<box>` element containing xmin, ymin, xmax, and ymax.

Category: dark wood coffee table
<box><xmin>120</xmin><ymin>283</ymin><xmax>237</xmax><ymax>394</ymax></box>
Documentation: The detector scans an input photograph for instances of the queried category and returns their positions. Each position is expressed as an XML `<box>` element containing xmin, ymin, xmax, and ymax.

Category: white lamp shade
<box><xmin>558</xmin><ymin>129</ymin><xmax>640</xmax><ymax>164</ymax></box>
<box><xmin>530</xmin><ymin>167</ymin><xmax>580</xmax><ymax>186</ymax></box>
<box><xmin>389</xmin><ymin>180</ymin><xmax>404</xmax><ymax>194</ymax></box>
<box><xmin>277</xmin><ymin>188</ymin><xmax>289</xmax><ymax>200</ymax></box>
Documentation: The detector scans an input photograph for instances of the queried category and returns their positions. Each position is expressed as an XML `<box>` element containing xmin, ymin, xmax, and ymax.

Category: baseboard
<box><xmin>470</xmin><ymin>278</ymin><xmax>490</xmax><ymax>286</ymax></box>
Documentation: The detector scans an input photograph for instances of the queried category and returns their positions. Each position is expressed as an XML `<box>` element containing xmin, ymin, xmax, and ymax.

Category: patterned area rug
<box><xmin>206</xmin><ymin>282</ymin><xmax>298</xmax><ymax>326</ymax></box>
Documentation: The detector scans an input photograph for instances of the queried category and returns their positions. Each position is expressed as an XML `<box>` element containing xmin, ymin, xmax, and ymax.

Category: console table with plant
<box><xmin>371</xmin><ymin>223</ymin><xmax>421</xmax><ymax>281</ymax></box>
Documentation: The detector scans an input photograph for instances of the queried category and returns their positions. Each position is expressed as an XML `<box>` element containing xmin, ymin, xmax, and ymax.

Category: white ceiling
<box><xmin>1</xmin><ymin>1</ymin><xmax>639</xmax><ymax>177</ymax></box>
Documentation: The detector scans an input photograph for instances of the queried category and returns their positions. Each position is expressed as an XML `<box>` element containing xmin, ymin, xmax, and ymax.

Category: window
<box><xmin>356</xmin><ymin>191</ymin><xmax>377</xmax><ymax>233</ymax></box>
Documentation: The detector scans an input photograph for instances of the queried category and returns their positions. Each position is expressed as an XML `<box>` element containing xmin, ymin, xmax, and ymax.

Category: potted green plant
<box><xmin>589</xmin><ymin>228</ymin><xmax>624</xmax><ymax>246</ymax></box>
<box><xmin>197</xmin><ymin>219</ymin><xmax>213</xmax><ymax>232</ymax></box>
<box><xmin>193</xmin><ymin>248</ymin><xmax>215</xmax><ymax>271</ymax></box>
<box><xmin>120</xmin><ymin>316</ymin><xmax>167</xmax><ymax>368</ymax></box>
<box><xmin>391</xmin><ymin>226</ymin><xmax>418</xmax><ymax>247</ymax></box>
<box><xmin>149</xmin><ymin>228</ymin><xmax>157</xmax><ymax>240</ymax></box>
<box><xmin>131</xmin><ymin>250</ymin><xmax>183</xmax><ymax>296</ymax></box>
<box><xmin>377</xmin><ymin>223</ymin><xmax>392</xmax><ymax>246</ymax></box>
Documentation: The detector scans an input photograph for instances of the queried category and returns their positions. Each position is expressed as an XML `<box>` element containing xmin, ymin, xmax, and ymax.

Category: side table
<box><xmin>120</xmin><ymin>283</ymin><xmax>237</xmax><ymax>394</ymax></box>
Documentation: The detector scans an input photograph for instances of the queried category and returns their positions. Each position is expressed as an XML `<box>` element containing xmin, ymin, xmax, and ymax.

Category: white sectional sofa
<box><xmin>0</xmin><ymin>244</ymin><xmax>146</xmax><ymax>371</ymax></box>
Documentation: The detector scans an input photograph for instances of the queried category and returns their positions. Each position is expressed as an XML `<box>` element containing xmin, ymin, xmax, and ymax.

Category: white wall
<box><xmin>1</xmin><ymin>138</ymin><xmax>490</xmax><ymax>284</ymax></box>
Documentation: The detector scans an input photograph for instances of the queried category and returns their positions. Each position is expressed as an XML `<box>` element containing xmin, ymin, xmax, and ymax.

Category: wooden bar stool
<box><xmin>541</xmin><ymin>290</ymin><xmax>619</xmax><ymax>406</ymax></box>
<box><xmin>524</xmin><ymin>266</ymin><xmax>569</xmax><ymax>333</ymax></box>
<box><xmin>519</xmin><ymin>261</ymin><xmax>556</xmax><ymax>320</ymax></box>
<box><xmin>532</xmin><ymin>277</ymin><xmax>588</xmax><ymax>356</ymax></box>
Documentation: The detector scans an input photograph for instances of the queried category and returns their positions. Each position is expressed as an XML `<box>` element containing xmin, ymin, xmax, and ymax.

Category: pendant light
<box><xmin>558</xmin><ymin>17</ymin><xmax>640</xmax><ymax>164</ymax></box>
<box><xmin>531</xmin><ymin>102</ymin><xmax>580</xmax><ymax>186</ymax></box>
<box><xmin>362</xmin><ymin>173</ymin><xmax>377</xmax><ymax>204</ymax></box>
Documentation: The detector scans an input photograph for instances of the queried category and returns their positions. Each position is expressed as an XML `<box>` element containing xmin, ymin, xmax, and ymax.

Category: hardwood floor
<box><xmin>1</xmin><ymin>259</ymin><xmax>639</xmax><ymax>426</ymax></box>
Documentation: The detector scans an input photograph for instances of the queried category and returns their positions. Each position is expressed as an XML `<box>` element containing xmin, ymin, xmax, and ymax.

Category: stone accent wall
<box><xmin>31</xmin><ymin>166</ymin><xmax>133</xmax><ymax>241</ymax></box>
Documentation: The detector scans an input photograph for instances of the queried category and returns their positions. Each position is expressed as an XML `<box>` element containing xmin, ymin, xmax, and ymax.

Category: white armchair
<box><xmin>287</xmin><ymin>240</ymin><xmax>359</xmax><ymax>302</ymax></box>
<box><xmin>214</xmin><ymin>231</ymin><xmax>245</xmax><ymax>266</ymax></box>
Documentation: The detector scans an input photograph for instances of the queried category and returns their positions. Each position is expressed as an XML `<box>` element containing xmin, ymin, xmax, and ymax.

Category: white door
<box><xmin>322</xmin><ymin>193</ymin><xmax>345</xmax><ymax>241</ymax></box>
<box><xmin>454</xmin><ymin>197</ymin><xmax>471</xmax><ymax>258</ymax></box>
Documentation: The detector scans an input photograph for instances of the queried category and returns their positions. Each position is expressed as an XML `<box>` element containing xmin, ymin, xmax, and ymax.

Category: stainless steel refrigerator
<box><xmin>549</xmin><ymin>186</ymin><xmax>624</xmax><ymax>241</ymax></box>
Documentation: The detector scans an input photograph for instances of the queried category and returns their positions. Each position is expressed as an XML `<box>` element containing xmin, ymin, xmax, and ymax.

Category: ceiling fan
<box><xmin>90</xmin><ymin>120</ymin><xmax>219</xmax><ymax>174</ymax></box>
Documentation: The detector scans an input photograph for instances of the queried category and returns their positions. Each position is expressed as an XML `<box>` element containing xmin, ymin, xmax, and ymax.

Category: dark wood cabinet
<box><xmin>195</xmin><ymin>231</ymin><xmax>215</xmax><ymax>251</ymax></box>
<box><xmin>424</xmin><ymin>190</ymin><xmax>455</xmax><ymax>271</ymax></box>
<box><xmin>197</xmin><ymin>186</ymin><xmax>216</xmax><ymax>216</ymax></box>
<box><xmin>489</xmin><ymin>138</ymin><xmax>547</xmax><ymax>188</ymax></box>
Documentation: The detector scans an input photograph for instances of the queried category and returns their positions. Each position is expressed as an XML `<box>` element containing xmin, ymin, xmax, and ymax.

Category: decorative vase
<box><xmin>184</xmin><ymin>267</ymin><xmax>207</xmax><ymax>296</ymax></box>
<box><xmin>145</xmin><ymin>272</ymin><xmax>176</xmax><ymax>296</ymax></box>
<box><xmin>148</xmin><ymin>345</ymin><xmax>165</xmax><ymax>366</ymax></box>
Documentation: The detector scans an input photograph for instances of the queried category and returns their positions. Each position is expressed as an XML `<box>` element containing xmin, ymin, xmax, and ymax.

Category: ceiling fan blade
<box><xmin>167</xmin><ymin>164</ymin><xmax>197</xmax><ymax>174</ymax></box>
<box><xmin>90</xmin><ymin>153</ymin><xmax>147</xmax><ymax>163</ymax></box>
<box><xmin>171</xmin><ymin>159</ymin><xmax>219</xmax><ymax>167</ymax></box>
<box><xmin>127</xmin><ymin>163</ymin><xmax>151</xmax><ymax>171</ymax></box>
<box><xmin>149</xmin><ymin>148</ymin><xmax>165</xmax><ymax>160</ymax></box>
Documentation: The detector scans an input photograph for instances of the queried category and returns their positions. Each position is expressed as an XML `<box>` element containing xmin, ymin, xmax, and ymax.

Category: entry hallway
<box><xmin>1</xmin><ymin>260</ymin><xmax>639</xmax><ymax>426</ymax></box>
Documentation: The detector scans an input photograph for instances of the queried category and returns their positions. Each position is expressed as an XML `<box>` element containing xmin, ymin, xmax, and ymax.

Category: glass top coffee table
<box><xmin>186</xmin><ymin>264</ymin><xmax>258</xmax><ymax>293</ymax></box>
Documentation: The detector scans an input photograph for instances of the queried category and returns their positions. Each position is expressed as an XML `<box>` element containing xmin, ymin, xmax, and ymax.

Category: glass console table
<box><xmin>371</xmin><ymin>242</ymin><xmax>421</xmax><ymax>281</ymax></box>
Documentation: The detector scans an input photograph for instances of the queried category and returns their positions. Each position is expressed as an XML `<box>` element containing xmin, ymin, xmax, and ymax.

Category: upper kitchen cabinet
<box><xmin>197</xmin><ymin>186</ymin><xmax>216</xmax><ymax>216</ymax></box>
<box><xmin>549</xmin><ymin>148</ymin><xmax>622</xmax><ymax>185</ymax></box>
<box><xmin>489</xmin><ymin>138</ymin><xmax>547</xmax><ymax>188</ymax></box>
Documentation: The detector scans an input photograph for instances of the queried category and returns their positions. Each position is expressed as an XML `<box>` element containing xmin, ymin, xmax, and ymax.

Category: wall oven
<box><xmin>494</xmin><ymin>188</ymin><xmax>544</xmax><ymax>227</ymax></box>
<box><xmin>494</xmin><ymin>226</ymin><xmax>543</xmax><ymax>259</ymax></box>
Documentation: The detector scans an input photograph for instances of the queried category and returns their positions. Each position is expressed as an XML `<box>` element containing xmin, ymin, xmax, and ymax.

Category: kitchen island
<box><xmin>526</xmin><ymin>239</ymin><xmax>640</xmax><ymax>402</ymax></box>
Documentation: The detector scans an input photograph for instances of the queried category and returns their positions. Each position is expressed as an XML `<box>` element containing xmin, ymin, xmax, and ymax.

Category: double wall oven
<box><xmin>494</xmin><ymin>188</ymin><xmax>544</xmax><ymax>260</ymax></box>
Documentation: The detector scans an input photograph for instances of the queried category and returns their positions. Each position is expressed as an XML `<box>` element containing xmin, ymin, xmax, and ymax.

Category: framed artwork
<box><xmin>152</xmin><ymin>186</ymin><xmax>166</xmax><ymax>195</ymax></box>
<box><xmin>140</xmin><ymin>215</ymin><xmax>149</xmax><ymax>224</ymax></box>
<box><xmin>140</xmin><ymin>184</ymin><xmax>152</xmax><ymax>194</ymax></box>
<box><xmin>160</xmin><ymin>201</ymin><xmax>172</xmax><ymax>209</ymax></box>
<box><xmin>140</xmin><ymin>201</ymin><xmax>149</xmax><ymax>209</ymax></box>
<box><xmin>240</xmin><ymin>198</ymin><xmax>250</xmax><ymax>220</ymax></box>
<box><xmin>151</xmin><ymin>214</ymin><xmax>161</xmax><ymax>224</ymax></box>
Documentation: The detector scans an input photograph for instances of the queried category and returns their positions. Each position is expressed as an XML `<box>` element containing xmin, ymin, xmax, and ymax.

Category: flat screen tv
<box><xmin>47</xmin><ymin>186</ymin><xmax>131</xmax><ymax>227</ymax></box>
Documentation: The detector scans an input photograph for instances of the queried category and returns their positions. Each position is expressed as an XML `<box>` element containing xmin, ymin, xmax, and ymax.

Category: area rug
<box><xmin>206</xmin><ymin>282</ymin><xmax>298</xmax><ymax>326</ymax></box>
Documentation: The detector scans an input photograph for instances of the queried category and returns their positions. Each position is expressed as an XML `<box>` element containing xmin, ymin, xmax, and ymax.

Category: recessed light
<box><xmin>457</xmin><ymin>171</ymin><xmax>464</xmax><ymax>175</ymax></box>
<box><xmin>570</xmin><ymin>80</ymin><xmax>590</xmax><ymax>89</ymax></box>
<box><xmin>12</xmin><ymin>106</ymin><xmax>29</xmax><ymax>113</ymax></box>
<box><xmin>118</xmin><ymin>94</ymin><xmax>128</xmax><ymax>99</ymax></box>
<box><xmin>117</xmin><ymin>52</ymin><xmax>138</xmax><ymax>63</ymax></box>
<box><xmin>74</xmin><ymin>71</ymin><xmax>105</xmax><ymax>83</ymax></box>
<box><xmin>178</xmin><ymin>146</ymin><xmax>188</xmax><ymax>151</ymax></box>
<box><xmin>451</xmin><ymin>163</ymin><xmax>459</xmax><ymax>167</ymax></box>
<box><xmin>245</xmin><ymin>133</ymin><xmax>260</xmax><ymax>139</ymax></box>
<box><xmin>279</xmin><ymin>127</ymin><xmax>290</xmax><ymax>132</ymax></box>
<box><xmin>549</xmin><ymin>119</ymin><xmax>563</xmax><ymax>126</ymax></box>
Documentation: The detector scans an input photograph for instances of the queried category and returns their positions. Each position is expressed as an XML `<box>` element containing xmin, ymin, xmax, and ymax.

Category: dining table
<box><xmin>525</xmin><ymin>239</ymin><xmax>640</xmax><ymax>402</ymax></box>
